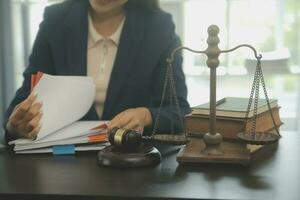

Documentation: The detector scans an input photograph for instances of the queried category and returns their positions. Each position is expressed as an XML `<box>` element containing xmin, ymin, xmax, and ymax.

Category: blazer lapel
<box><xmin>102</xmin><ymin>8</ymin><xmax>145</xmax><ymax>119</ymax></box>
<box><xmin>63</xmin><ymin>1</ymin><xmax>89</xmax><ymax>76</ymax></box>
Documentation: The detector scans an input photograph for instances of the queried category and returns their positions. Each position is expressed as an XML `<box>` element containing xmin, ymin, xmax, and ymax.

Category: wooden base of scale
<box><xmin>177</xmin><ymin>137</ymin><xmax>251</xmax><ymax>166</ymax></box>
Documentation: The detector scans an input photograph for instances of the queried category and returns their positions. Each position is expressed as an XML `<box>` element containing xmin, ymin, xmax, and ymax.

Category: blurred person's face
<box><xmin>89</xmin><ymin>0</ymin><xmax>128</xmax><ymax>14</ymax></box>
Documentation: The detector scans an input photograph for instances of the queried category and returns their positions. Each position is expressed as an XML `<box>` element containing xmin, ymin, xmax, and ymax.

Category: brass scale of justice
<box><xmin>97</xmin><ymin>25</ymin><xmax>281</xmax><ymax>167</ymax></box>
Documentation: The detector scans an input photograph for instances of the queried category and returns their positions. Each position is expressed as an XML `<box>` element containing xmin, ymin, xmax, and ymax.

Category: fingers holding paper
<box><xmin>107</xmin><ymin>107</ymin><xmax>153</xmax><ymax>133</ymax></box>
<box><xmin>10</xmin><ymin>93</ymin><xmax>37</xmax><ymax>123</ymax></box>
<box><xmin>26</xmin><ymin>111</ymin><xmax>42</xmax><ymax>138</ymax></box>
<box><xmin>6</xmin><ymin>93</ymin><xmax>43</xmax><ymax>139</ymax></box>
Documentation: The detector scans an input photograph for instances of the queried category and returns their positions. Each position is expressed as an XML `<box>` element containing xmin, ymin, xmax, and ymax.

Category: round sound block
<box><xmin>97</xmin><ymin>145</ymin><xmax>161</xmax><ymax>168</ymax></box>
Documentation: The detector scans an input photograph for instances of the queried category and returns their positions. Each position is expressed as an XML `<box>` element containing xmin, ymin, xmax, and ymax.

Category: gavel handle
<box><xmin>143</xmin><ymin>135</ymin><xmax>189</xmax><ymax>145</ymax></box>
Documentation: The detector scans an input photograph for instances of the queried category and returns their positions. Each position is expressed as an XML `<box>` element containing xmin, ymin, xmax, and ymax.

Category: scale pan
<box><xmin>237</xmin><ymin>132</ymin><xmax>281</xmax><ymax>145</ymax></box>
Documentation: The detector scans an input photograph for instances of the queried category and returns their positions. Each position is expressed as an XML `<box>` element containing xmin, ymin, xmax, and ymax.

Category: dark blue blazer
<box><xmin>4</xmin><ymin>0</ymin><xmax>190</xmax><ymax>142</ymax></box>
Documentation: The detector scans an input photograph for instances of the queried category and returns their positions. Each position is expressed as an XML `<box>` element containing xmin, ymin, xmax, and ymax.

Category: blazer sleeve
<box><xmin>3</xmin><ymin>8</ymin><xmax>55</xmax><ymax>143</ymax></box>
<box><xmin>146</xmin><ymin>14</ymin><xmax>191</xmax><ymax>135</ymax></box>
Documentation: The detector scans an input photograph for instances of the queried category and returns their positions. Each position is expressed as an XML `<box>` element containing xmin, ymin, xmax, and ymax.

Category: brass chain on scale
<box><xmin>151</xmin><ymin>44</ymin><xmax>208</xmax><ymax>141</ymax></box>
<box><xmin>149</xmin><ymin>55</ymin><xmax>188</xmax><ymax>145</ymax></box>
<box><xmin>237</xmin><ymin>56</ymin><xmax>281</xmax><ymax>145</ymax></box>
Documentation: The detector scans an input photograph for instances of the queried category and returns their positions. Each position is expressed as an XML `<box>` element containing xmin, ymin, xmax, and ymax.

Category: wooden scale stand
<box><xmin>171</xmin><ymin>25</ymin><xmax>281</xmax><ymax>165</ymax></box>
<box><xmin>98</xmin><ymin>25</ymin><xmax>281</xmax><ymax>167</ymax></box>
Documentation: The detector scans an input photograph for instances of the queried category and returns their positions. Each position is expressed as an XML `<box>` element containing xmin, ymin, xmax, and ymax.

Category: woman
<box><xmin>4</xmin><ymin>0</ymin><xmax>190</xmax><ymax>142</ymax></box>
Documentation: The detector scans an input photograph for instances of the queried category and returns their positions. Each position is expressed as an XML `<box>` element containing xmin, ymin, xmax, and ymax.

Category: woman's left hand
<box><xmin>107</xmin><ymin>107</ymin><xmax>153</xmax><ymax>133</ymax></box>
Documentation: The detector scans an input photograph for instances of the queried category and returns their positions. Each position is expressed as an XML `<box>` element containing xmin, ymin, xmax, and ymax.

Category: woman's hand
<box><xmin>107</xmin><ymin>107</ymin><xmax>152</xmax><ymax>133</ymax></box>
<box><xmin>6</xmin><ymin>93</ymin><xmax>43</xmax><ymax>139</ymax></box>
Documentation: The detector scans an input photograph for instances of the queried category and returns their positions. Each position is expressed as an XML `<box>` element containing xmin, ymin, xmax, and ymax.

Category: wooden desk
<box><xmin>0</xmin><ymin>132</ymin><xmax>299</xmax><ymax>200</ymax></box>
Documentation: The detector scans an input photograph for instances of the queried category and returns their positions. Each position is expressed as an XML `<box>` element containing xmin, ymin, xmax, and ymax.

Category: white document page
<box><xmin>32</xmin><ymin>74</ymin><xmax>96</xmax><ymax>140</ymax></box>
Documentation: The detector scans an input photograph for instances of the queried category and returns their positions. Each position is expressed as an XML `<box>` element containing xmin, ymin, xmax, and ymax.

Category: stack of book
<box><xmin>185</xmin><ymin>97</ymin><xmax>283</xmax><ymax>152</ymax></box>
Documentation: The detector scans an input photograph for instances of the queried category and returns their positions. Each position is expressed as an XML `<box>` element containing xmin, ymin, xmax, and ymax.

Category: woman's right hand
<box><xmin>6</xmin><ymin>93</ymin><xmax>43</xmax><ymax>139</ymax></box>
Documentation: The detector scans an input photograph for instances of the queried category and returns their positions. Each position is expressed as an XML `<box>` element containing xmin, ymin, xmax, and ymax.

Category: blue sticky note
<box><xmin>53</xmin><ymin>145</ymin><xmax>75</xmax><ymax>155</ymax></box>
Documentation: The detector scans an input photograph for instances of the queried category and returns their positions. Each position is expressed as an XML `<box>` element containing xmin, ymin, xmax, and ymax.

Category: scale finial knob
<box><xmin>208</xmin><ymin>25</ymin><xmax>219</xmax><ymax>36</ymax></box>
<box><xmin>206</xmin><ymin>25</ymin><xmax>221</xmax><ymax>68</ymax></box>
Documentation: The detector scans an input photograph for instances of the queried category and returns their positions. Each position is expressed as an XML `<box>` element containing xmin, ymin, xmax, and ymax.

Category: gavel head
<box><xmin>108</xmin><ymin>127</ymin><xmax>143</xmax><ymax>152</ymax></box>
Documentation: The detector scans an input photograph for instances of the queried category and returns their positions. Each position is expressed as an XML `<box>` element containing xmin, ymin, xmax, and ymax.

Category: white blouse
<box><xmin>87</xmin><ymin>13</ymin><xmax>125</xmax><ymax>118</ymax></box>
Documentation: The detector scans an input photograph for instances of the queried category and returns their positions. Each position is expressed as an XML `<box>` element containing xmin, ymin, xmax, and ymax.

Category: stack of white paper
<box><xmin>9</xmin><ymin>74</ymin><xmax>109</xmax><ymax>154</ymax></box>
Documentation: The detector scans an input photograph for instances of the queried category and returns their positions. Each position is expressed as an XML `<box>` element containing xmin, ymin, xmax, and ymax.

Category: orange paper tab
<box><xmin>30</xmin><ymin>71</ymin><xmax>44</xmax><ymax>92</ymax></box>
<box><xmin>88</xmin><ymin>134</ymin><xmax>108</xmax><ymax>143</ymax></box>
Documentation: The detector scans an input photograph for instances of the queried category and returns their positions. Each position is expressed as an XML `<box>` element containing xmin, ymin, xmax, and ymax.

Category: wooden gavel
<box><xmin>108</xmin><ymin>127</ymin><xmax>189</xmax><ymax>152</ymax></box>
